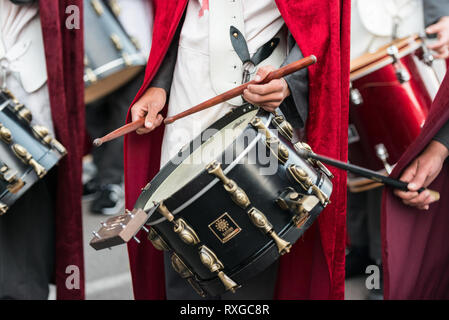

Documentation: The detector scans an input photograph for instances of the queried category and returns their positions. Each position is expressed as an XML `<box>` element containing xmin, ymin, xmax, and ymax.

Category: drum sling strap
<box><xmin>229</xmin><ymin>26</ymin><xmax>280</xmax><ymax>83</ymax></box>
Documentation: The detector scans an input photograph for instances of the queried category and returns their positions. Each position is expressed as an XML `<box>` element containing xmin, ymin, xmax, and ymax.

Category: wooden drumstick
<box><xmin>164</xmin><ymin>55</ymin><xmax>317</xmax><ymax>124</ymax></box>
<box><xmin>93</xmin><ymin>118</ymin><xmax>144</xmax><ymax>147</ymax></box>
<box><xmin>93</xmin><ymin>55</ymin><xmax>317</xmax><ymax>147</ymax></box>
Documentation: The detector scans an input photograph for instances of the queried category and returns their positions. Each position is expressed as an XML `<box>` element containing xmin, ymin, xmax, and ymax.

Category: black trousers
<box><xmin>0</xmin><ymin>171</ymin><xmax>56</xmax><ymax>300</ymax></box>
<box><xmin>346</xmin><ymin>187</ymin><xmax>383</xmax><ymax>263</ymax></box>
<box><xmin>86</xmin><ymin>71</ymin><xmax>145</xmax><ymax>185</ymax></box>
<box><xmin>163</xmin><ymin>252</ymin><xmax>279</xmax><ymax>300</ymax></box>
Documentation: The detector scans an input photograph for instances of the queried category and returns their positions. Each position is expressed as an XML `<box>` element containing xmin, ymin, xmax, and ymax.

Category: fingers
<box><xmin>243</xmin><ymin>77</ymin><xmax>289</xmax><ymax>112</ymax></box>
<box><xmin>254</xmin><ymin>65</ymin><xmax>276</xmax><ymax>83</ymax></box>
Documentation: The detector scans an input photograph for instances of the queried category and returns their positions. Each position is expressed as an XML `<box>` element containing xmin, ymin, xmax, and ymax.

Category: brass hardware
<box><xmin>199</xmin><ymin>245</ymin><xmax>240</xmax><ymax>293</ymax></box>
<box><xmin>130</xmin><ymin>36</ymin><xmax>141</xmax><ymax>50</ymax></box>
<box><xmin>247</xmin><ymin>207</ymin><xmax>291</xmax><ymax>255</ymax></box>
<box><xmin>110</xmin><ymin>34</ymin><xmax>123</xmax><ymax>51</ymax></box>
<box><xmin>12</xmin><ymin>144</ymin><xmax>46</xmax><ymax>178</ymax></box>
<box><xmin>287</xmin><ymin>165</ymin><xmax>329</xmax><ymax>206</ymax></box>
<box><xmin>206</xmin><ymin>160</ymin><xmax>250</xmax><ymax>209</ymax></box>
<box><xmin>171</xmin><ymin>253</ymin><xmax>207</xmax><ymax>297</ymax></box>
<box><xmin>2</xmin><ymin>88</ymin><xmax>19</xmax><ymax>104</ymax></box>
<box><xmin>277</xmin><ymin>189</ymin><xmax>320</xmax><ymax>229</ymax></box>
<box><xmin>14</xmin><ymin>104</ymin><xmax>32</xmax><ymax>123</ymax></box>
<box><xmin>122</xmin><ymin>53</ymin><xmax>132</xmax><ymax>67</ymax></box>
<box><xmin>155</xmin><ymin>202</ymin><xmax>200</xmax><ymax>245</ymax></box>
<box><xmin>0</xmin><ymin>202</ymin><xmax>8</xmax><ymax>215</ymax></box>
<box><xmin>0</xmin><ymin>123</ymin><xmax>12</xmax><ymax>144</ymax></box>
<box><xmin>0</xmin><ymin>164</ymin><xmax>24</xmax><ymax>194</ymax></box>
<box><xmin>32</xmin><ymin>125</ymin><xmax>67</xmax><ymax>156</ymax></box>
<box><xmin>174</xmin><ymin>218</ymin><xmax>200</xmax><ymax>246</ymax></box>
<box><xmin>233</xmin><ymin>32</ymin><xmax>238</xmax><ymax>38</ymax></box>
<box><xmin>294</xmin><ymin>142</ymin><xmax>334</xmax><ymax>179</ymax></box>
<box><xmin>108</xmin><ymin>0</ymin><xmax>121</xmax><ymax>16</ymax></box>
<box><xmin>250</xmin><ymin>117</ymin><xmax>289</xmax><ymax>164</ymax></box>
<box><xmin>147</xmin><ymin>228</ymin><xmax>170</xmax><ymax>251</ymax></box>
<box><xmin>91</xmin><ymin>0</ymin><xmax>104</xmax><ymax>15</ymax></box>
<box><xmin>208</xmin><ymin>212</ymin><xmax>241</xmax><ymax>243</ymax></box>
<box><xmin>85</xmin><ymin>67</ymin><xmax>98</xmax><ymax>83</ymax></box>
<box><xmin>155</xmin><ymin>201</ymin><xmax>175</xmax><ymax>222</ymax></box>
<box><xmin>272</xmin><ymin>112</ymin><xmax>293</xmax><ymax>141</ymax></box>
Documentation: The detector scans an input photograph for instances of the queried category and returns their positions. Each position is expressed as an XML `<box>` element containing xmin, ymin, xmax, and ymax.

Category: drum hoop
<box><xmin>83</xmin><ymin>53</ymin><xmax>145</xmax><ymax>82</ymax></box>
<box><xmin>144</xmin><ymin>111</ymin><xmax>273</xmax><ymax>226</ymax></box>
<box><xmin>350</xmin><ymin>36</ymin><xmax>423</xmax><ymax>81</ymax></box>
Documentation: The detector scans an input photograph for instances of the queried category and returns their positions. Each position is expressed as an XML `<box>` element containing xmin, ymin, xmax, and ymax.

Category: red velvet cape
<box><xmin>40</xmin><ymin>0</ymin><xmax>85</xmax><ymax>300</ymax></box>
<box><xmin>124</xmin><ymin>0</ymin><xmax>350</xmax><ymax>300</ymax></box>
<box><xmin>382</xmin><ymin>71</ymin><xmax>449</xmax><ymax>299</ymax></box>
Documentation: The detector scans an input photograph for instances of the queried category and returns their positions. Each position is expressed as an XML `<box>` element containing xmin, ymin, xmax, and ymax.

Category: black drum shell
<box><xmin>135</xmin><ymin>105</ymin><xmax>332</xmax><ymax>296</ymax></box>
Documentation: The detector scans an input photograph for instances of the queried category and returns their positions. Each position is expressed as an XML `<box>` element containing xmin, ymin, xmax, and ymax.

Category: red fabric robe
<box><xmin>125</xmin><ymin>0</ymin><xmax>351</xmax><ymax>300</ymax></box>
<box><xmin>40</xmin><ymin>0</ymin><xmax>85</xmax><ymax>300</ymax></box>
<box><xmin>382</xmin><ymin>71</ymin><xmax>449</xmax><ymax>299</ymax></box>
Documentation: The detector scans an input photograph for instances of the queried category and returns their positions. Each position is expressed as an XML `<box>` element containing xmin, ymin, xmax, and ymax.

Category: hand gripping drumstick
<box><xmin>295</xmin><ymin>147</ymin><xmax>440</xmax><ymax>202</ymax></box>
<box><xmin>92</xmin><ymin>55</ymin><xmax>317</xmax><ymax>147</ymax></box>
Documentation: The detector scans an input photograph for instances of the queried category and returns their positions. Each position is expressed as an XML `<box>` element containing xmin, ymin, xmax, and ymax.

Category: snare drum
<box><xmin>348</xmin><ymin>35</ymin><xmax>440</xmax><ymax>192</ymax></box>
<box><xmin>0</xmin><ymin>89</ymin><xmax>66</xmax><ymax>215</ymax></box>
<box><xmin>84</xmin><ymin>0</ymin><xmax>146</xmax><ymax>104</ymax></box>
<box><xmin>90</xmin><ymin>105</ymin><xmax>334</xmax><ymax>297</ymax></box>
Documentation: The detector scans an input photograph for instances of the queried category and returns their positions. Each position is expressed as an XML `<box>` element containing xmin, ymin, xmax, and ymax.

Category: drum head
<box><xmin>136</xmin><ymin>105</ymin><xmax>260</xmax><ymax>222</ymax></box>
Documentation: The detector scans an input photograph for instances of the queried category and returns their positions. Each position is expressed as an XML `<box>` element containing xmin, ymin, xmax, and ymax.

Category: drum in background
<box><xmin>84</xmin><ymin>0</ymin><xmax>146</xmax><ymax>105</ymax></box>
<box><xmin>348</xmin><ymin>35</ymin><xmax>440</xmax><ymax>192</ymax></box>
<box><xmin>90</xmin><ymin>105</ymin><xmax>334</xmax><ymax>297</ymax></box>
<box><xmin>0</xmin><ymin>89</ymin><xmax>66</xmax><ymax>215</ymax></box>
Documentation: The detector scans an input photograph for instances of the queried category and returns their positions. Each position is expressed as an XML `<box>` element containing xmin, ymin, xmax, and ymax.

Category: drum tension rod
<box><xmin>0</xmin><ymin>162</ymin><xmax>24</xmax><ymax>194</ymax></box>
<box><xmin>199</xmin><ymin>245</ymin><xmax>240</xmax><ymax>293</ymax></box>
<box><xmin>206</xmin><ymin>161</ymin><xmax>251</xmax><ymax>209</ymax></box>
<box><xmin>155</xmin><ymin>201</ymin><xmax>200</xmax><ymax>246</ymax></box>
<box><xmin>171</xmin><ymin>253</ymin><xmax>207</xmax><ymax>298</ymax></box>
<box><xmin>248</xmin><ymin>207</ymin><xmax>292</xmax><ymax>255</ymax></box>
<box><xmin>250</xmin><ymin>117</ymin><xmax>289</xmax><ymax>164</ymax></box>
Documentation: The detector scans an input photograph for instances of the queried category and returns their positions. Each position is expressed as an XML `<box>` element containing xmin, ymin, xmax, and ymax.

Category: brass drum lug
<box><xmin>171</xmin><ymin>253</ymin><xmax>207</xmax><ymax>297</ymax></box>
<box><xmin>271</xmin><ymin>112</ymin><xmax>293</xmax><ymax>141</ymax></box>
<box><xmin>0</xmin><ymin>164</ymin><xmax>24</xmax><ymax>194</ymax></box>
<box><xmin>199</xmin><ymin>245</ymin><xmax>240</xmax><ymax>293</ymax></box>
<box><xmin>287</xmin><ymin>165</ymin><xmax>329</xmax><ymax>206</ymax></box>
<box><xmin>0</xmin><ymin>202</ymin><xmax>8</xmax><ymax>215</ymax></box>
<box><xmin>0</xmin><ymin>123</ymin><xmax>12</xmax><ymax>144</ymax></box>
<box><xmin>12</xmin><ymin>144</ymin><xmax>47</xmax><ymax>179</ymax></box>
<box><xmin>91</xmin><ymin>0</ymin><xmax>104</xmax><ymax>16</ymax></box>
<box><xmin>32</xmin><ymin>125</ymin><xmax>67</xmax><ymax>156</ymax></box>
<box><xmin>250</xmin><ymin>117</ymin><xmax>289</xmax><ymax>164</ymax></box>
<box><xmin>14</xmin><ymin>104</ymin><xmax>32</xmax><ymax>123</ymax></box>
<box><xmin>247</xmin><ymin>207</ymin><xmax>292</xmax><ymax>255</ymax></box>
<box><xmin>173</xmin><ymin>218</ymin><xmax>200</xmax><ymax>246</ymax></box>
<box><xmin>147</xmin><ymin>228</ymin><xmax>170</xmax><ymax>251</ymax></box>
<box><xmin>206</xmin><ymin>160</ymin><xmax>250</xmax><ymax>209</ymax></box>
<box><xmin>294</xmin><ymin>142</ymin><xmax>334</xmax><ymax>179</ymax></box>
<box><xmin>108</xmin><ymin>0</ymin><xmax>121</xmax><ymax>16</ymax></box>
<box><xmin>110</xmin><ymin>34</ymin><xmax>123</xmax><ymax>51</ymax></box>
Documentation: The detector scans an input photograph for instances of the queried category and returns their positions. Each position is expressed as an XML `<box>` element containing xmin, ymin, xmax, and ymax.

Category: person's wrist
<box><xmin>281</xmin><ymin>78</ymin><xmax>291</xmax><ymax>98</ymax></box>
<box><xmin>427</xmin><ymin>140</ymin><xmax>449</xmax><ymax>162</ymax></box>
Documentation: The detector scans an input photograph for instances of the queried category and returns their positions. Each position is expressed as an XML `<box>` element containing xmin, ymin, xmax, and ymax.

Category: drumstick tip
<box><xmin>164</xmin><ymin>117</ymin><xmax>174</xmax><ymax>125</ymax></box>
<box><xmin>93</xmin><ymin>138</ymin><xmax>103</xmax><ymax>147</ymax></box>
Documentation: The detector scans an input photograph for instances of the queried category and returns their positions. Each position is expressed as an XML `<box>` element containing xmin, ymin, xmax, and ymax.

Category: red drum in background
<box><xmin>348</xmin><ymin>35</ymin><xmax>441</xmax><ymax>192</ymax></box>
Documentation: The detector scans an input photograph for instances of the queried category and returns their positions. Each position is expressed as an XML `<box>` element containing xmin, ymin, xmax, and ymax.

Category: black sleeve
<box><xmin>149</xmin><ymin>26</ymin><xmax>181</xmax><ymax>94</ymax></box>
<box><xmin>278</xmin><ymin>32</ymin><xmax>309</xmax><ymax>129</ymax></box>
<box><xmin>423</xmin><ymin>0</ymin><xmax>449</xmax><ymax>27</ymax></box>
<box><xmin>433</xmin><ymin>120</ymin><xmax>449</xmax><ymax>151</ymax></box>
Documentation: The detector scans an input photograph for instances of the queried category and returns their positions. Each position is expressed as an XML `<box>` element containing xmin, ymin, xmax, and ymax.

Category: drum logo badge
<box><xmin>209</xmin><ymin>213</ymin><xmax>241</xmax><ymax>243</ymax></box>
